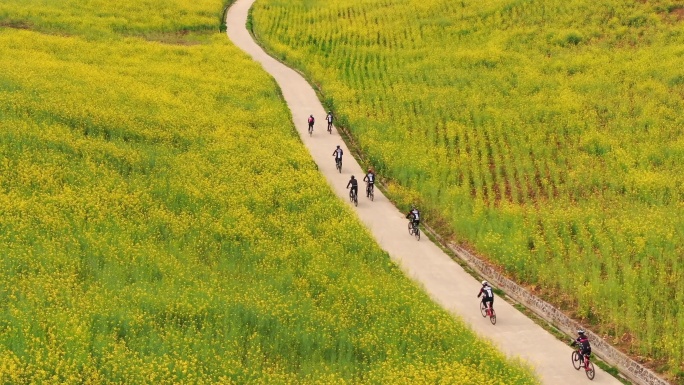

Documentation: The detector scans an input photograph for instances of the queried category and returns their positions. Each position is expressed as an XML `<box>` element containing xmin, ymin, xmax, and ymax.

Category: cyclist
<box><xmin>346</xmin><ymin>175</ymin><xmax>358</xmax><ymax>200</ymax></box>
<box><xmin>406</xmin><ymin>205</ymin><xmax>420</xmax><ymax>230</ymax></box>
<box><xmin>571</xmin><ymin>329</ymin><xmax>592</xmax><ymax>368</ymax></box>
<box><xmin>477</xmin><ymin>281</ymin><xmax>494</xmax><ymax>315</ymax></box>
<box><xmin>363</xmin><ymin>168</ymin><xmax>375</xmax><ymax>197</ymax></box>
<box><xmin>332</xmin><ymin>145</ymin><xmax>343</xmax><ymax>168</ymax></box>
<box><xmin>326</xmin><ymin>111</ymin><xmax>334</xmax><ymax>132</ymax></box>
<box><xmin>307</xmin><ymin>114</ymin><xmax>315</xmax><ymax>132</ymax></box>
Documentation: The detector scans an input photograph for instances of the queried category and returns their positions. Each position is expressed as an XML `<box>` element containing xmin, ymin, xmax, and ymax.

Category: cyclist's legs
<box><xmin>482</xmin><ymin>298</ymin><xmax>492</xmax><ymax>313</ymax></box>
<box><xmin>581</xmin><ymin>348</ymin><xmax>591</xmax><ymax>365</ymax></box>
<box><xmin>351</xmin><ymin>186</ymin><xmax>358</xmax><ymax>198</ymax></box>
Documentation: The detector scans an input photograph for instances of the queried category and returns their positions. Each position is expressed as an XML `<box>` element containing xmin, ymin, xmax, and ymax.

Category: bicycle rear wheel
<box><xmin>415</xmin><ymin>227</ymin><xmax>420</xmax><ymax>241</ymax></box>
<box><xmin>353</xmin><ymin>192</ymin><xmax>358</xmax><ymax>206</ymax></box>
<box><xmin>585</xmin><ymin>361</ymin><xmax>595</xmax><ymax>380</ymax></box>
<box><xmin>490</xmin><ymin>309</ymin><xmax>496</xmax><ymax>325</ymax></box>
<box><xmin>369</xmin><ymin>185</ymin><xmax>374</xmax><ymax>201</ymax></box>
<box><xmin>571</xmin><ymin>351</ymin><xmax>581</xmax><ymax>370</ymax></box>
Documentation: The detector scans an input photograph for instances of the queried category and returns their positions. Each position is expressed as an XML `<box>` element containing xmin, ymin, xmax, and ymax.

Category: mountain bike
<box><xmin>407</xmin><ymin>220</ymin><xmax>420</xmax><ymax>240</ymax></box>
<box><xmin>349</xmin><ymin>188</ymin><xmax>358</xmax><ymax>206</ymax></box>
<box><xmin>366</xmin><ymin>183</ymin><xmax>374</xmax><ymax>201</ymax></box>
<box><xmin>572</xmin><ymin>349</ymin><xmax>595</xmax><ymax>380</ymax></box>
<box><xmin>480</xmin><ymin>302</ymin><xmax>497</xmax><ymax>325</ymax></box>
<box><xmin>335</xmin><ymin>157</ymin><xmax>342</xmax><ymax>173</ymax></box>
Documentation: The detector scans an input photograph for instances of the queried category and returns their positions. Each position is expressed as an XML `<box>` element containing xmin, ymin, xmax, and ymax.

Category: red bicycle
<box><xmin>571</xmin><ymin>349</ymin><xmax>595</xmax><ymax>380</ymax></box>
<box><xmin>479</xmin><ymin>302</ymin><xmax>496</xmax><ymax>325</ymax></box>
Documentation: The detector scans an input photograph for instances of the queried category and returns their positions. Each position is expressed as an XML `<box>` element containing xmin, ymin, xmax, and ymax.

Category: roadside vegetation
<box><xmin>251</xmin><ymin>0</ymin><xmax>684</xmax><ymax>379</ymax></box>
<box><xmin>0</xmin><ymin>0</ymin><xmax>538</xmax><ymax>383</ymax></box>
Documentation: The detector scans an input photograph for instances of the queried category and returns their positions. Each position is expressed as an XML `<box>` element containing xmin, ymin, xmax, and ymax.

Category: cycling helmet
<box><xmin>351</xmin><ymin>175</ymin><xmax>355</xmax><ymax>179</ymax></box>
<box><xmin>482</xmin><ymin>280</ymin><xmax>488</xmax><ymax>286</ymax></box>
<box><xmin>367</xmin><ymin>168</ymin><xmax>372</xmax><ymax>172</ymax></box>
<box><xmin>337</xmin><ymin>145</ymin><xmax>340</xmax><ymax>148</ymax></box>
<box><xmin>577</xmin><ymin>329</ymin><xmax>585</xmax><ymax>335</ymax></box>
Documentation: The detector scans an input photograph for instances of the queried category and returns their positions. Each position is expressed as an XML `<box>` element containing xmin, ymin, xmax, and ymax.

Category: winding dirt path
<box><xmin>226</xmin><ymin>1</ymin><xmax>622</xmax><ymax>384</ymax></box>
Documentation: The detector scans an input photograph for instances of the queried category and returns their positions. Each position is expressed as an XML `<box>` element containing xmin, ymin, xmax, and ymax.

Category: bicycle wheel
<box><xmin>415</xmin><ymin>227</ymin><xmax>420</xmax><ymax>241</ymax></box>
<box><xmin>480</xmin><ymin>302</ymin><xmax>488</xmax><ymax>317</ymax></box>
<box><xmin>571</xmin><ymin>351</ymin><xmax>581</xmax><ymax>370</ymax></box>
<box><xmin>309</xmin><ymin>126</ymin><xmax>313</xmax><ymax>136</ymax></box>
<box><xmin>369</xmin><ymin>186</ymin><xmax>374</xmax><ymax>201</ymax></box>
<box><xmin>585</xmin><ymin>361</ymin><xmax>595</xmax><ymax>380</ymax></box>
<box><xmin>353</xmin><ymin>192</ymin><xmax>358</xmax><ymax>207</ymax></box>
<box><xmin>408</xmin><ymin>222</ymin><xmax>414</xmax><ymax>235</ymax></box>
<box><xmin>490</xmin><ymin>309</ymin><xmax>496</xmax><ymax>325</ymax></box>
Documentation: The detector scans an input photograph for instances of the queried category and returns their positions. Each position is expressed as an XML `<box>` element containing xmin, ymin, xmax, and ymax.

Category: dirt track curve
<box><xmin>226</xmin><ymin>1</ymin><xmax>622</xmax><ymax>384</ymax></box>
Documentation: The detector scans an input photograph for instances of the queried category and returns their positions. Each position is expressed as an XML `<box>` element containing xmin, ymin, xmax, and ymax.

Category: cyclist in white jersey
<box><xmin>326</xmin><ymin>111</ymin><xmax>334</xmax><ymax>131</ymax></box>
<box><xmin>477</xmin><ymin>281</ymin><xmax>494</xmax><ymax>313</ymax></box>
<box><xmin>332</xmin><ymin>145</ymin><xmax>343</xmax><ymax>167</ymax></box>
<box><xmin>363</xmin><ymin>168</ymin><xmax>375</xmax><ymax>196</ymax></box>
<box><xmin>406</xmin><ymin>206</ymin><xmax>420</xmax><ymax>228</ymax></box>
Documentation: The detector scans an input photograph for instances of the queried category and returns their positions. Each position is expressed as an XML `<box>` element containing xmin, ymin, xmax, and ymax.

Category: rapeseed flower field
<box><xmin>0</xmin><ymin>0</ymin><xmax>537</xmax><ymax>383</ymax></box>
<box><xmin>252</xmin><ymin>0</ymin><xmax>684</xmax><ymax>379</ymax></box>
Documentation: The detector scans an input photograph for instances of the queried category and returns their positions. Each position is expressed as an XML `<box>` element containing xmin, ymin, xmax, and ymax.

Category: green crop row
<box><xmin>251</xmin><ymin>0</ymin><xmax>684</xmax><ymax>379</ymax></box>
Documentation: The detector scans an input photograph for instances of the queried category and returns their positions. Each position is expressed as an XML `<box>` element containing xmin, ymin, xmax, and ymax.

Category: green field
<box><xmin>251</xmin><ymin>0</ymin><xmax>684</xmax><ymax>379</ymax></box>
<box><xmin>0</xmin><ymin>0</ymin><xmax>538</xmax><ymax>383</ymax></box>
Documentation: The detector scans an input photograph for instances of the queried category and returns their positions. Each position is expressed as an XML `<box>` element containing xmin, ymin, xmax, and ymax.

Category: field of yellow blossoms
<box><xmin>0</xmin><ymin>0</ymin><xmax>538</xmax><ymax>383</ymax></box>
<box><xmin>252</xmin><ymin>0</ymin><xmax>684</xmax><ymax>379</ymax></box>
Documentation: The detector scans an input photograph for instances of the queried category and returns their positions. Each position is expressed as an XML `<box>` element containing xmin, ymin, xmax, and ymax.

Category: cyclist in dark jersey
<box><xmin>308</xmin><ymin>115</ymin><xmax>315</xmax><ymax>131</ymax></box>
<box><xmin>571</xmin><ymin>329</ymin><xmax>592</xmax><ymax>366</ymax></box>
<box><xmin>346</xmin><ymin>175</ymin><xmax>358</xmax><ymax>199</ymax></box>
<box><xmin>477</xmin><ymin>281</ymin><xmax>494</xmax><ymax>314</ymax></box>
<box><xmin>363</xmin><ymin>168</ymin><xmax>375</xmax><ymax>196</ymax></box>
